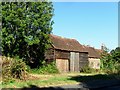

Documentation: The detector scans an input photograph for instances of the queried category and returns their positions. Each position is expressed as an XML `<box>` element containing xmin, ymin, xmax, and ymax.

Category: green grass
<box><xmin>2</xmin><ymin>74</ymin><xmax>77</xmax><ymax>88</ymax></box>
<box><xmin>2</xmin><ymin>73</ymin><xmax>119</xmax><ymax>88</ymax></box>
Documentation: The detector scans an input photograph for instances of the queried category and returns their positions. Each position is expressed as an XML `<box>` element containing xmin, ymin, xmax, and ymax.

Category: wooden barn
<box><xmin>45</xmin><ymin>34</ymin><xmax>88</xmax><ymax>73</ymax></box>
<box><xmin>83</xmin><ymin>45</ymin><xmax>102</xmax><ymax>69</ymax></box>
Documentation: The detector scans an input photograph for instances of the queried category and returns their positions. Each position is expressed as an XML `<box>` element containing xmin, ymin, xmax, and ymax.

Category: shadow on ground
<box><xmin>2</xmin><ymin>85</ymin><xmax>65</xmax><ymax>90</ymax></box>
<box><xmin>68</xmin><ymin>73</ymin><xmax>120</xmax><ymax>90</ymax></box>
<box><xmin>21</xmin><ymin>85</ymin><xmax>64</xmax><ymax>90</ymax></box>
<box><xmin>68</xmin><ymin>73</ymin><xmax>119</xmax><ymax>82</ymax></box>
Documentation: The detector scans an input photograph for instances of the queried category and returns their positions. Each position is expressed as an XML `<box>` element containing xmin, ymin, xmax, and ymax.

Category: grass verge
<box><xmin>2</xmin><ymin>73</ymin><xmax>119</xmax><ymax>88</ymax></box>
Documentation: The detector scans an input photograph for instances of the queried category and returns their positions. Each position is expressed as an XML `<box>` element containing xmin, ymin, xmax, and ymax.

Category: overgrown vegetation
<box><xmin>2</xmin><ymin>56</ymin><xmax>27</xmax><ymax>84</ymax></box>
<box><xmin>1</xmin><ymin>56</ymin><xmax>59</xmax><ymax>85</ymax></box>
<box><xmin>80</xmin><ymin>65</ymin><xmax>100</xmax><ymax>74</ymax></box>
<box><xmin>30</xmin><ymin>61</ymin><xmax>59</xmax><ymax>74</ymax></box>
<box><xmin>100</xmin><ymin>47</ymin><xmax>120</xmax><ymax>74</ymax></box>
<box><xmin>80</xmin><ymin>65</ymin><xmax>97</xmax><ymax>73</ymax></box>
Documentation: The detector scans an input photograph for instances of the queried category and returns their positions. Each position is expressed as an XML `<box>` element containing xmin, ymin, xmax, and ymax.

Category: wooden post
<box><xmin>54</xmin><ymin>49</ymin><xmax>56</xmax><ymax>61</ymax></box>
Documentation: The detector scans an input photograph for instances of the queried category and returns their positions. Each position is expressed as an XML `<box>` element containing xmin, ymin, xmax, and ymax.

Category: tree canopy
<box><xmin>2</xmin><ymin>2</ymin><xmax>54</xmax><ymax>68</ymax></box>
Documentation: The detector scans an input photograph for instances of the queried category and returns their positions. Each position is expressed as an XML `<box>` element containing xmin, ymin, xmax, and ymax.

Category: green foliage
<box><xmin>2</xmin><ymin>2</ymin><xmax>54</xmax><ymax>68</ymax></box>
<box><xmin>30</xmin><ymin>61</ymin><xmax>59</xmax><ymax>74</ymax></box>
<box><xmin>100</xmin><ymin>47</ymin><xmax>120</xmax><ymax>74</ymax></box>
<box><xmin>11</xmin><ymin>58</ymin><xmax>27</xmax><ymax>79</ymax></box>
<box><xmin>2</xmin><ymin>56</ymin><xmax>27</xmax><ymax>84</ymax></box>
<box><xmin>80</xmin><ymin>65</ymin><xmax>97</xmax><ymax>73</ymax></box>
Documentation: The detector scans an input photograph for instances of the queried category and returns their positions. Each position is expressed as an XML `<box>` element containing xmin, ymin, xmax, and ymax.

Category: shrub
<box><xmin>116</xmin><ymin>64</ymin><xmax>120</xmax><ymax>75</ymax></box>
<box><xmin>2</xmin><ymin>56</ymin><xmax>27</xmax><ymax>84</ymax></box>
<box><xmin>11</xmin><ymin>58</ymin><xmax>27</xmax><ymax>79</ymax></box>
<box><xmin>100</xmin><ymin>47</ymin><xmax>120</xmax><ymax>75</ymax></box>
<box><xmin>2</xmin><ymin>56</ymin><xmax>13</xmax><ymax>83</ymax></box>
<box><xmin>101</xmin><ymin>58</ymin><xmax>120</xmax><ymax>74</ymax></box>
<box><xmin>80</xmin><ymin>65</ymin><xmax>97</xmax><ymax>73</ymax></box>
<box><xmin>30</xmin><ymin>61</ymin><xmax>59</xmax><ymax>74</ymax></box>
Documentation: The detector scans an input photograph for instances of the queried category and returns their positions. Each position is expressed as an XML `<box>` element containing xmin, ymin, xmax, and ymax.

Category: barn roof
<box><xmin>50</xmin><ymin>34</ymin><xmax>87</xmax><ymax>52</ymax></box>
<box><xmin>82</xmin><ymin>45</ymin><xmax>102</xmax><ymax>58</ymax></box>
<box><xmin>95</xmin><ymin>49</ymin><xmax>103</xmax><ymax>55</ymax></box>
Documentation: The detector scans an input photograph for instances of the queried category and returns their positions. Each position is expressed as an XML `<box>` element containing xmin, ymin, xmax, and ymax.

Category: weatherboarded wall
<box><xmin>45</xmin><ymin>48</ymin><xmax>55</xmax><ymax>63</ymax></box>
<box><xmin>79</xmin><ymin>52</ymin><xmax>89</xmax><ymax>70</ymax></box>
<box><xmin>55</xmin><ymin>50</ymin><xmax>70</xmax><ymax>59</ymax></box>
<box><xmin>45</xmin><ymin>49</ymin><xmax>70</xmax><ymax>72</ymax></box>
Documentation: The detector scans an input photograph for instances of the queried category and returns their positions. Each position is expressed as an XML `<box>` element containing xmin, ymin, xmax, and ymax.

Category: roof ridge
<box><xmin>50</xmin><ymin>34</ymin><xmax>77</xmax><ymax>41</ymax></box>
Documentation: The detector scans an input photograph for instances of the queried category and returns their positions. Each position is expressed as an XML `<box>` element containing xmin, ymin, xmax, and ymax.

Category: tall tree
<box><xmin>2</xmin><ymin>2</ymin><xmax>54</xmax><ymax>68</ymax></box>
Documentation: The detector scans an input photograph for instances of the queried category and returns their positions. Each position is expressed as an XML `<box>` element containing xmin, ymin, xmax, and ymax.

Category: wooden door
<box><xmin>70</xmin><ymin>52</ymin><xmax>75</xmax><ymax>72</ymax></box>
<box><xmin>56</xmin><ymin>59</ymin><xmax>69</xmax><ymax>73</ymax></box>
<box><xmin>74</xmin><ymin>53</ymin><xmax>79</xmax><ymax>72</ymax></box>
<box><xmin>70</xmin><ymin>52</ymin><xmax>80</xmax><ymax>72</ymax></box>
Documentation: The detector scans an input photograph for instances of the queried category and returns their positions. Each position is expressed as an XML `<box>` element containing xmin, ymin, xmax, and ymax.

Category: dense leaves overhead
<box><xmin>2</xmin><ymin>2</ymin><xmax>54</xmax><ymax>68</ymax></box>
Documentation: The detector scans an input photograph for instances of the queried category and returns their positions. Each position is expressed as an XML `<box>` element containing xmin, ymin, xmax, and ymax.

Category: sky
<box><xmin>52</xmin><ymin>2</ymin><xmax>118</xmax><ymax>50</ymax></box>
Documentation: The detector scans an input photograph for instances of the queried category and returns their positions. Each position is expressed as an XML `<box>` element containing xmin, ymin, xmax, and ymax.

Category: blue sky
<box><xmin>52</xmin><ymin>2</ymin><xmax>118</xmax><ymax>50</ymax></box>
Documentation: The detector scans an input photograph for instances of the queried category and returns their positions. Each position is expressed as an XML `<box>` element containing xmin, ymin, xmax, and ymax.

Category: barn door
<box><xmin>56</xmin><ymin>59</ymin><xmax>69</xmax><ymax>73</ymax></box>
<box><xmin>70</xmin><ymin>52</ymin><xmax>75</xmax><ymax>72</ymax></box>
<box><xmin>70</xmin><ymin>52</ymin><xmax>80</xmax><ymax>72</ymax></box>
<box><xmin>74</xmin><ymin>53</ymin><xmax>79</xmax><ymax>72</ymax></box>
